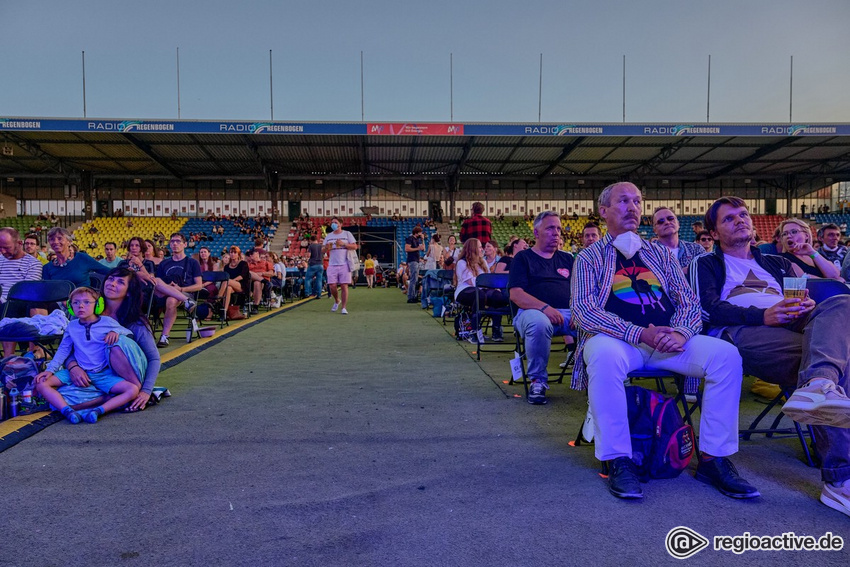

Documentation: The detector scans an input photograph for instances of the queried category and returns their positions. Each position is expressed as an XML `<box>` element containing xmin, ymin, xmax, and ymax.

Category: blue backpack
<box><xmin>625</xmin><ymin>385</ymin><xmax>695</xmax><ymax>479</ymax></box>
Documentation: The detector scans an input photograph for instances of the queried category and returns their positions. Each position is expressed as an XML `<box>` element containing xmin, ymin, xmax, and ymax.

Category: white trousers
<box><xmin>583</xmin><ymin>333</ymin><xmax>742</xmax><ymax>461</ymax></box>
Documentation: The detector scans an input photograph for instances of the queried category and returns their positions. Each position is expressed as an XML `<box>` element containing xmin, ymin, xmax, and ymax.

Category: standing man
<box><xmin>404</xmin><ymin>225</ymin><xmax>426</xmax><ymax>304</ymax></box>
<box><xmin>460</xmin><ymin>202</ymin><xmax>492</xmax><ymax>246</ymax></box>
<box><xmin>572</xmin><ymin>182</ymin><xmax>755</xmax><ymax>501</ymax></box>
<box><xmin>323</xmin><ymin>217</ymin><xmax>357</xmax><ymax>314</ymax></box>
<box><xmin>692</xmin><ymin>196</ymin><xmax>850</xmax><ymax>517</ymax></box>
<box><xmin>99</xmin><ymin>242</ymin><xmax>122</xmax><ymax>269</ymax></box>
<box><xmin>508</xmin><ymin>211</ymin><xmax>576</xmax><ymax>405</ymax></box>
<box><xmin>305</xmin><ymin>235</ymin><xmax>325</xmax><ymax>299</ymax></box>
<box><xmin>154</xmin><ymin>233</ymin><xmax>202</xmax><ymax>347</ymax></box>
<box><xmin>0</xmin><ymin>227</ymin><xmax>44</xmax><ymax>357</ymax></box>
<box><xmin>581</xmin><ymin>222</ymin><xmax>602</xmax><ymax>250</ymax></box>
<box><xmin>651</xmin><ymin>207</ymin><xmax>707</xmax><ymax>276</ymax></box>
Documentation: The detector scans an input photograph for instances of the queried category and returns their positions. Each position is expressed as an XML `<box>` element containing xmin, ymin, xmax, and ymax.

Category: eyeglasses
<box><xmin>71</xmin><ymin>299</ymin><xmax>95</xmax><ymax>306</ymax></box>
<box><xmin>781</xmin><ymin>229</ymin><xmax>804</xmax><ymax>238</ymax></box>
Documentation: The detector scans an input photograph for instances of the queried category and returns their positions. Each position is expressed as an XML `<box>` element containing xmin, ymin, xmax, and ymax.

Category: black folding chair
<box><xmin>471</xmin><ymin>273</ymin><xmax>513</xmax><ymax>360</ymax></box>
<box><xmin>509</xmin><ymin>301</ymin><xmax>574</xmax><ymax>398</ymax></box>
<box><xmin>201</xmin><ymin>271</ymin><xmax>231</xmax><ymax>327</ymax></box>
<box><xmin>806</xmin><ymin>278</ymin><xmax>850</xmax><ymax>303</ymax></box>
<box><xmin>0</xmin><ymin>280</ymin><xmax>75</xmax><ymax>357</ymax></box>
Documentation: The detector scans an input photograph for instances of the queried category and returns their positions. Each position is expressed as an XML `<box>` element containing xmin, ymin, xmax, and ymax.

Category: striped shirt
<box><xmin>0</xmin><ymin>253</ymin><xmax>43</xmax><ymax>302</ymax></box>
<box><xmin>569</xmin><ymin>233</ymin><xmax>702</xmax><ymax>390</ymax></box>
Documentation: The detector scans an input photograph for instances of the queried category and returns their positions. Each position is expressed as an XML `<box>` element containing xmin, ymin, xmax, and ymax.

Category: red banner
<box><xmin>367</xmin><ymin>123</ymin><xmax>464</xmax><ymax>136</ymax></box>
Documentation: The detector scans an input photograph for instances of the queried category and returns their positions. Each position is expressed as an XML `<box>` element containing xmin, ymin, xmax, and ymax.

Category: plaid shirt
<box><xmin>674</xmin><ymin>240</ymin><xmax>708</xmax><ymax>269</ymax></box>
<box><xmin>569</xmin><ymin>233</ymin><xmax>702</xmax><ymax>390</ymax></box>
<box><xmin>460</xmin><ymin>214</ymin><xmax>492</xmax><ymax>246</ymax></box>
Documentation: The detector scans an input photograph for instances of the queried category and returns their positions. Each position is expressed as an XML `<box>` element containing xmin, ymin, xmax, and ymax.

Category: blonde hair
<box><xmin>779</xmin><ymin>218</ymin><xmax>812</xmax><ymax>244</ymax></box>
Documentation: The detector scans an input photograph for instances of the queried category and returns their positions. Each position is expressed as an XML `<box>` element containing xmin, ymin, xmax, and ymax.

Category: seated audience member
<box><xmin>23</xmin><ymin>233</ymin><xmax>48</xmax><ymax>264</ymax></box>
<box><xmin>59</xmin><ymin>268</ymin><xmax>161</xmax><ymax>412</ymax></box>
<box><xmin>42</xmin><ymin>227</ymin><xmax>111</xmax><ymax>287</ymax></box>
<box><xmin>99</xmin><ymin>242</ymin><xmax>122</xmax><ymax>269</ymax></box>
<box><xmin>696</xmin><ymin>230</ymin><xmax>715</xmax><ymax>253</ymax></box>
<box><xmin>652</xmin><ymin>207</ymin><xmax>707</xmax><ymax>276</ymax></box>
<box><xmin>482</xmin><ymin>240</ymin><xmax>501</xmax><ymax>272</ymax></box>
<box><xmin>453</xmin><ymin>238</ymin><xmax>497</xmax><ymax>344</ymax></box>
<box><xmin>443</xmin><ymin>234</ymin><xmax>461</xmax><ymax>264</ymax></box>
<box><xmin>154</xmin><ymin>233</ymin><xmax>203</xmax><ymax>347</ymax></box>
<box><xmin>581</xmin><ymin>222</ymin><xmax>601</xmax><ymax>250</ymax></box>
<box><xmin>397</xmin><ymin>262</ymin><xmax>409</xmax><ymax>291</ymax></box>
<box><xmin>508</xmin><ymin>212</ymin><xmax>575</xmax><ymax>404</ymax></box>
<box><xmin>246</xmin><ymin>248</ymin><xmax>274</xmax><ymax>313</ymax></box>
<box><xmin>691</xmin><ymin>196</ymin><xmax>850</xmax><ymax>516</ymax></box>
<box><xmin>145</xmin><ymin>240</ymin><xmax>162</xmax><ymax>266</ymax></box>
<box><xmin>120</xmin><ymin>236</ymin><xmax>196</xmax><ymax>315</ymax></box>
<box><xmin>0</xmin><ymin>227</ymin><xmax>45</xmax><ymax>357</ymax></box>
<box><xmin>778</xmin><ymin>218</ymin><xmax>841</xmax><ymax>280</ymax></box>
<box><xmin>572</xmin><ymin>183</ymin><xmax>754</xmax><ymax>501</ymax></box>
<box><xmin>814</xmin><ymin>224</ymin><xmax>842</xmax><ymax>267</ymax></box>
<box><xmin>757</xmin><ymin>227</ymin><xmax>783</xmax><ymax>256</ymax></box>
<box><xmin>35</xmin><ymin>287</ymin><xmax>142</xmax><ymax>423</ymax></box>
<box><xmin>493</xmin><ymin>238</ymin><xmax>527</xmax><ymax>274</ymax></box>
<box><xmin>221</xmin><ymin>247</ymin><xmax>249</xmax><ymax>319</ymax></box>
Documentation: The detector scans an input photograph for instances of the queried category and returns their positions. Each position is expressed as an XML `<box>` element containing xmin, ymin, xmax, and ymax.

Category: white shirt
<box><xmin>323</xmin><ymin>230</ymin><xmax>355</xmax><ymax>266</ymax></box>
<box><xmin>721</xmin><ymin>255</ymin><xmax>783</xmax><ymax>309</ymax></box>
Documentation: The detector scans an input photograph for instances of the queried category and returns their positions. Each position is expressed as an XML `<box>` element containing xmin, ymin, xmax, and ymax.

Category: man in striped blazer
<box><xmin>571</xmin><ymin>182</ymin><xmax>756</xmax><ymax>502</ymax></box>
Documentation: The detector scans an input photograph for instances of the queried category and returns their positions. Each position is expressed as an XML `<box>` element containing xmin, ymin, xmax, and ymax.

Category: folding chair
<box><xmin>471</xmin><ymin>273</ymin><xmax>513</xmax><ymax>360</ymax></box>
<box><xmin>509</xmin><ymin>302</ymin><xmax>575</xmax><ymax>398</ymax></box>
<box><xmin>89</xmin><ymin>272</ymin><xmax>106</xmax><ymax>292</ymax></box>
<box><xmin>0</xmin><ymin>280</ymin><xmax>75</xmax><ymax>358</ymax></box>
<box><xmin>201</xmin><ymin>271</ymin><xmax>231</xmax><ymax>327</ymax></box>
<box><xmin>740</xmin><ymin>384</ymin><xmax>819</xmax><ymax>467</ymax></box>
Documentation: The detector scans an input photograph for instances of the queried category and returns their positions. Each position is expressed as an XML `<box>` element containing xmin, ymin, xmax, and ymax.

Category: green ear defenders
<box><xmin>66</xmin><ymin>294</ymin><xmax>105</xmax><ymax>318</ymax></box>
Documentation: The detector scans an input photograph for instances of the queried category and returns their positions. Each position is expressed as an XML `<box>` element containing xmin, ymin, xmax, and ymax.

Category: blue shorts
<box><xmin>55</xmin><ymin>336</ymin><xmax>148</xmax><ymax>395</ymax></box>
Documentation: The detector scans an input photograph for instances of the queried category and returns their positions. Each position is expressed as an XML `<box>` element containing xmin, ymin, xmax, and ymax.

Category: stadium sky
<box><xmin>2</xmin><ymin>0</ymin><xmax>849</xmax><ymax>124</ymax></box>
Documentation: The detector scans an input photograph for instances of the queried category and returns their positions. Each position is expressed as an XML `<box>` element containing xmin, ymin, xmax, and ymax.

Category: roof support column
<box><xmin>81</xmin><ymin>170</ymin><xmax>93</xmax><ymax>221</ymax></box>
<box><xmin>270</xmin><ymin>171</ymin><xmax>280</xmax><ymax>222</ymax></box>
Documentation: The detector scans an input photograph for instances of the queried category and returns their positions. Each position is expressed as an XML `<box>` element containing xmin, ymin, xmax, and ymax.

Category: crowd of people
<box><xmin>3</xmin><ymin>196</ymin><xmax>850</xmax><ymax>518</ymax></box>
<box><xmin>393</xmin><ymin>194</ymin><xmax>850</xmax><ymax>517</ymax></box>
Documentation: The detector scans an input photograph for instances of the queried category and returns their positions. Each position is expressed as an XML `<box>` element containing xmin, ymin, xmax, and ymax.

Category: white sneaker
<box><xmin>783</xmin><ymin>378</ymin><xmax>850</xmax><ymax>427</ymax></box>
<box><xmin>331</xmin><ymin>303</ymin><xmax>339</xmax><ymax>312</ymax></box>
<box><xmin>559</xmin><ymin>358</ymin><xmax>570</xmax><ymax>368</ymax></box>
<box><xmin>341</xmin><ymin>308</ymin><xmax>348</xmax><ymax>315</ymax></box>
<box><xmin>821</xmin><ymin>480</ymin><xmax>850</xmax><ymax>517</ymax></box>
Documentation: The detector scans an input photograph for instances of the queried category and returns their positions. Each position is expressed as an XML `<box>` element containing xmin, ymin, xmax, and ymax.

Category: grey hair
<box><xmin>47</xmin><ymin>226</ymin><xmax>74</xmax><ymax>242</ymax></box>
<box><xmin>533</xmin><ymin>210</ymin><xmax>561</xmax><ymax>231</ymax></box>
<box><xmin>598</xmin><ymin>181</ymin><xmax>639</xmax><ymax>208</ymax></box>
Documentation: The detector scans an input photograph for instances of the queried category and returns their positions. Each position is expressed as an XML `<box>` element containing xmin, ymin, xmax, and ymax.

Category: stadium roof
<box><xmin>2</xmin><ymin>118</ymin><xmax>850</xmax><ymax>192</ymax></box>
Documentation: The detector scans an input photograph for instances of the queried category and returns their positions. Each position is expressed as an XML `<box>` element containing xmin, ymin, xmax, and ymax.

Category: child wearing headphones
<box><xmin>35</xmin><ymin>287</ymin><xmax>140</xmax><ymax>424</ymax></box>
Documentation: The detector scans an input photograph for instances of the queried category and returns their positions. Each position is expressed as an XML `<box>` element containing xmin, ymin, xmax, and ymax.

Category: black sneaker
<box><xmin>607</xmin><ymin>457</ymin><xmax>644</xmax><ymax>500</ymax></box>
<box><xmin>694</xmin><ymin>456</ymin><xmax>760</xmax><ymax>499</ymax></box>
<box><xmin>527</xmin><ymin>380</ymin><xmax>548</xmax><ymax>405</ymax></box>
<box><xmin>156</xmin><ymin>335</ymin><xmax>169</xmax><ymax>348</ymax></box>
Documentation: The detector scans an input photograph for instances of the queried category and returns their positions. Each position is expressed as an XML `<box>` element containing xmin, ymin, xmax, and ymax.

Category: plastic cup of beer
<box><xmin>783</xmin><ymin>277</ymin><xmax>807</xmax><ymax>317</ymax></box>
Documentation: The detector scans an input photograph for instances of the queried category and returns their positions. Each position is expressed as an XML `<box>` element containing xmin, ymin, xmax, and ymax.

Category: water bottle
<box><xmin>8</xmin><ymin>387</ymin><xmax>19</xmax><ymax>418</ymax></box>
<box><xmin>0</xmin><ymin>390</ymin><xmax>7</xmax><ymax>421</ymax></box>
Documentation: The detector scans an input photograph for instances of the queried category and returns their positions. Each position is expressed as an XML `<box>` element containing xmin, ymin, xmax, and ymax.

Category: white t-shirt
<box><xmin>455</xmin><ymin>259</ymin><xmax>483</xmax><ymax>299</ymax></box>
<box><xmin>323</xmin><ymin>230</ymin><xmax>355</xmax><ymax>266</ymax></box>
<box><xmin>273</xmin><ymin>262</ymin><xmax>286</xmax><ymax>278</ymax></box>
<box><xmin>721</xmin><ymin>255</ymin><xmax>783</xmax><ymax>309</ymax></box>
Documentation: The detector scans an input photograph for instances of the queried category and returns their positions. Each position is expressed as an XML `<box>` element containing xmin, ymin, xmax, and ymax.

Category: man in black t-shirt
<box><xmin>404</xmin><ymin>226</ymin><xmax>425</xmax><ymax>303</ymax></box>
<box><xmin>154</xmin><ymin>233</ymin><xmax>203</xmax><ymax>347</ymax></box>
<box><xmin>508</xmin><ymin>211</ymin><xmax>576</xmax><ymax>405</ymax></box>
